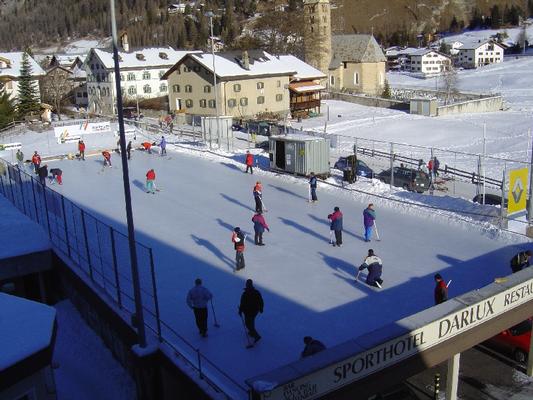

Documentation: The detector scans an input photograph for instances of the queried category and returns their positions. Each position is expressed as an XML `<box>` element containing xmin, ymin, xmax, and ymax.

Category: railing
<box><xmin>0</xmin><ymin>157</ymin><xmax>249</xmax><ymax>399</ymax></box>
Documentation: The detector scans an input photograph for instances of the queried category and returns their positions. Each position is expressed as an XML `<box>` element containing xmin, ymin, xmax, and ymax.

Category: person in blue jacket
<box><xmin>159</xmin><ymin>136</ymin><xmax>167</xmax><ymax>156</ymax></box>
<box><xmin>363</xmin><ymin>203</ymin><xmax>376</xmax><ymax>242</ymax></box>
<box><xmin>309</xmin><ymin>172</ymin><xmax>318</xmax><ymax>202</ymax></box>
<box><xmin>186</xmin><ymin>278</ymin><xmax>213</xmax><ymax>337</ymax></box>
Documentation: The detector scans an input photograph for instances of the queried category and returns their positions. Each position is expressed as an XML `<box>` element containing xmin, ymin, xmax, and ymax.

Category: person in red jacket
<box><xmin>434</xmin><ymin>273</ymin><xmax>448</xmax><ymax>305</ymax></box>
<box><xmin>31</xmin><ymin>151</ymin><xmax>41</xmax><ymax>174</ymax></box>
<box><xmin>78</xmin><ymin>140</ymin><xmax>86</xmax><ymax>161</ymax></box>
<box><xmin>146</xmin><ymin>169</ymin><xmax>156</xmax><ymax>194</ymax></box>
<box><xmin>102</xmin><ymin>150</ymin><xmax>111</xmax><ymax>167</ymax></box>
<box><xmin>245</xmin><ymin>151</ymin><xmax>254</xmax><ymax>174</ymax></box>
<box><xmin>252</xmin><ymin>211</ymin><xmax>270</xmax><ymax>245</ymax></box>
<box><xmin>232</xmin><ymin>227</ymin><xmax>246</xmax><ymax>271</ymax></box>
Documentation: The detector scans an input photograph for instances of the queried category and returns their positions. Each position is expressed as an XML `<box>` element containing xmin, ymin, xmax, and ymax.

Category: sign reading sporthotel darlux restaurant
<box><xmin>256</xmin><ymin>278</ymin><xmax>533</xmax><ymax>400</ymax></box>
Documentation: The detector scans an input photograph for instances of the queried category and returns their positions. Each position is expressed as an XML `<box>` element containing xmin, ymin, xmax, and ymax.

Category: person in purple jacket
<box><xmin>363</xmin><ymin>203</ymin><xmax>376</xmax><ymax>242</ymax></box>
<box><xmin>252</xmin><ymin>211</ymin><xmax>270</xmax><ymax>246</ymax></box>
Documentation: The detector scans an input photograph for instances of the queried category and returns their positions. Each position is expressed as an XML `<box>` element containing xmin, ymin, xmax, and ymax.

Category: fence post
<box><xmin>42</xmin><ymin>186</ymin><xmax>52</xmax><ymax>239</ymax></box>
<box><xmin>61</xmin><ymin>196</ymin><xmax>71</xmax><ymax>257</ymax></box>
<box><xmin>30</xmin><ymin>176</ymin><xmax>40</xmax><ymax>224</ymax></box>
<box><xmin>389</xmin><ymin>142</ymin><xmax>394</xmax><ymax>189</ymax></box>
<box><xmin>149</xmin><ymin>247</ymin><xmax>162</xmax><ymax>342</ymax></box>
<box><xmin>500</xmin><ymin>167</ymin><xmax>507</xmax><ymax>229</ymax></box>
<box><xmin>109</xmin><ymin>227</ymin><xmax>122</xmax><ymax>308</ymax></box>
<box><xmin>197</xmin><ymin>349</ymin><xmax>203</xmax><ymax>380</ymax></box>
<box><xmin>80</xmin><ymin>209</ymin><xmax>93</xmax><ymax>280</ymax></box>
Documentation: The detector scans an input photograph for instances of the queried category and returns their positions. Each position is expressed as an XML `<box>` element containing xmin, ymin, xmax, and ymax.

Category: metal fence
<box><xmin>0</xmin><ymin>157</ymin><xmax>249</xmax><ymax>399</ymax></box>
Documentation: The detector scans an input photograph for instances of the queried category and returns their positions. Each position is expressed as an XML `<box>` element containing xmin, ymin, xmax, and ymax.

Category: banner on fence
<box><xmin>507</xmin><ymin>167</ymin><xmax>528</xmax><ymax>215</ymax></box>
<box><xmin>54</xmin><ymin>121</ymin><xmax>111</xmax><ymax>143</ymax></box>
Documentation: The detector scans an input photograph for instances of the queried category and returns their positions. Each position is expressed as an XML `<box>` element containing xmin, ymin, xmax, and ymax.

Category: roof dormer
<box><xmin>159</xmin><ymin>52</ymin><xmax>168</xmax><ymax>60</ymax></box>
<box><xmin>136</xmin><ymin>53</ymin><xmax>146</xmax><ymax>61</ymax></box>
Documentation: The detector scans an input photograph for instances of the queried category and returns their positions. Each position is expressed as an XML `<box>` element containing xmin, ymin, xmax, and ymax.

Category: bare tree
<box><xmin>442</xmin><ymin>66</ymin><xmax>458</xmax><ymax>105</ymax></box>
<box><xmin>40</xmin><ymin>67</ymin><xmax>73</xmax><ymax>120</ymax></box>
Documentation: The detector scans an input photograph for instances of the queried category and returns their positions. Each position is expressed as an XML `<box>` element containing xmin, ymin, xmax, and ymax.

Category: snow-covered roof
<box><xmin>408</xmin><ymin>48</ymin><xmax>450</xmax><ymax>58</ymax></box>
<box><xmin>0</xmin><ymin>292</ymin><xmax>56</xmax><ymax>370</ymax></box>
<box><xmin>91</xmin><ymin>47</ymin><xmax>194</xmax><ymax>70</ymax></box>
<box><xmin>277</xmin><ymin>55</ymin><xmax>326</xmax><ymax>80</ymax></box>
<box><xmin>0</xmin><ymin>52</ymin><xmax>45</xmax><ymax>78</ymax></box>
<box><xmin>457</xmin><ymin>39</ymin><xmax>505</xmax><ymax>50</ymax></box>
<box><xmin>166</xmin><ymin>50</ymin><xmax>297</xmax><ymax>79</ymax></box>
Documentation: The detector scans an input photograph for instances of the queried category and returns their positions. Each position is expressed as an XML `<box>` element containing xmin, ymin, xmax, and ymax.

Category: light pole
<box><xmin>205</xmin><ymin>11</ymin><xmax>221</xmax><ymax>150</ymax></box>
<box><xmin>109</xmin><ymin>0</ymin><xmax>146</xmax><ymax>348</ymax></box>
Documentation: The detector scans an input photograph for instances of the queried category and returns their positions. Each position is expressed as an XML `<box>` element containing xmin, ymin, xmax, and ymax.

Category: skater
<box><xmin>252</xmin><ymin>211</ymin><xmax>270</xmax><ymax>246</ymax></box>
<box><xmin>434</xmin><ymin>273</ymin><xmax>448</xmax><ymax>305</ymax></box>
<box><xmin>140</xmin><ymin>141</ymin><xmax>155</xmax><ymax>154</ymax></box>
<box><xmin>427</xmin><ymin>158</ymin><xmax>434</xmax><ymax>183</ymax></box>
<box><xmin>16</xmin><ymin>149</ymin><xmax>24</xmax><ymax>168</ymax></box>
<box><xmin>32</xmin><ymin>151</ymin><xmax>41</xmax><ymax>174</ymax></box>
<box><xmin>245</xmin><ymin>151</ymin><xmax>254</xmax><ymax>174</ymax></box>
<box><xmin>37</xmin><ymin>164</ymin><xmax>48</xmax><ymax>186</ymax></box>
<box><xmin>309</xmin><ymin>172</ymin><xmax>318</xmax><ymax>202</ymax></box>
<box><xmin>433</xmin><ymin>157</ymin><xmax>440</xmax><ymax>177</ymax></box>
<box><xmin>300</xmin><ymin>336</ymin><xmax>326</xmax><ymax>358</ymax></box>
<box><xmin>238</xmin><ymin>279</ymin><xmax>263</xmax><ymax>343</ymax></box>
<box><xmin>358</xmin><ymin>249</ymin><xmax>383</xmax><ymax>288</ymax></box>
<box><xmin>145</xmin><ymin>169</ymin><xmax>156</xmax><ymax>194</ymax></box>
<box><xmin>102</xmin><ymin>150</ymin><xmax>112</xmax><ymax>167</ymax></box>
<box><xmin>253</xmin><ymin>181</ymin><xmax>263</xmax><ymax>213</ymax></box>
<box><xmin>126</xmin><ymin>141</ymin><xmax>132</xmax><ymax>160</ymax></box>
<box><xmin>328</xmin><ymin>206</ymin><xmax>343</xmax><ymax>247</ymax></box>
<box><xmin>363</xmin><ymin>203</ymin><xmax>376</xmax><ymax>242</ymax></box>
<box><xmin>510</xmin><ymin>250</ymin><xmax>532</xmax><ymax>273</ymax></box>
<box><xmin>160</xmin><ymin>136</ymin><xmax>167</xmax><ymax>156</ymax></box>
<box><xmin>186</xmin><ymin>278</ymin><xmax>213</xmax><ymax>337</ymax></box>
<box><xmin>49</xmin><ymin>168</ymin><xmax>63</xmax><ymax>185</ymax></box>
<box><xmin>116</xmin><ymin>139</ymin><xmax>121</xmax><ymax>154</ymax></box>
<box><xmin>78</xmin><ymin>140</ymin><xmax>85</xmax><ymax>160</ymax></box>
<box><xmin>232</xmin><ymin>227</ymin><xmax>246</xmax><ymax>271</ymax></box>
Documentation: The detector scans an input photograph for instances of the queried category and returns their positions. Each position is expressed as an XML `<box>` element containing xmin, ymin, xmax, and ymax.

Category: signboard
<box><xmin>54</xmin><ymin>121</ymin><xmax>111</xmax><ymax>143</ymax></box>
<box><xmin>254</xmin><ymin>277</ymin><xmax>533</xmax><ymax>400</ymax></box>
<box><xmin>507</xmin><ymin>167</ymin><xmax>528</xmax><ymax>215</ymax></box>
<box><xmin>0</xmin><ymin>142</ymin><xmax>22</xmax><ymax>151</ymax></box>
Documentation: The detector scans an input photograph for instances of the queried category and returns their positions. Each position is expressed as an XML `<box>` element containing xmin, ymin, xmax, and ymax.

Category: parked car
<box><xmin>485</xmin><ymin>319</ymin><xmax>531</xmax><ymax>364</ymax></box>
<box><xmin>333</xmin><ymin>156</ymin><xmax>374</xmax><ymax>178</ymax></box>
<box><xmin>255</xmin><ymin>140</ymin><xmax>269</xmax><ymax>151</ymax></box>
<box><xmin>472</xmin><ymin>193</ymin><xmax>505</xmax><ymax>206</ymax></box>
<box><xmin>377</xmin><ymin>167</ymin><xmax>430</xmax><ymax>193</ymax></box>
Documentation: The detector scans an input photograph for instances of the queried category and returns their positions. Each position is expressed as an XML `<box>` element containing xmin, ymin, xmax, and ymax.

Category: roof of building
<box><xmin>457</xmin><ymin>39</ymin><xmax>505</xmax><ymax>50</ymax></box>
<box><xmin>91</xmin><ymin>47</ymin><xmax>194</xmax><ymax>70</ymax></box>
<box><xmin>330</xmin><ymin>34</ymin><xmax>386</xmax><ymax>69</ymax></box>
<box><xmin>51</xmin><ymin>54</ymin><xmax>85</xmax><ymax>68</ymax></box>
<box><xmin>163</xmin><ymin>50</ymin><xmax>297</xmax><ymax>80</ymax></box>
<box><xmin>277</xmin><ymin>55</ymin><xmax>326</xmax><ymax>80</ymax></box>
<box><xmin>0</xmin><ymin>52</ymin><xmax>45</xmax><ymax>79</ymax></box>
<box><xmin>408</xmin><ymin>48</ymin><xmax>451</xmax><ymax>58</ymax></box>
<box><xmin>0</xmin><ymin>292</ymin><xmax>56</xmax><ymax>370</ymax></box>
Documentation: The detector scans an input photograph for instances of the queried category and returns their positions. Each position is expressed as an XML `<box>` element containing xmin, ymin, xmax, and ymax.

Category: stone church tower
<box><xmin>303</xmin><ymin>0</ymin><xmax>332</xmax><ymax>77</ymax></box>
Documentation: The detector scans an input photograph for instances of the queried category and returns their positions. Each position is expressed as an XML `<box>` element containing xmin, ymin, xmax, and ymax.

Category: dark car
<box><xmin>485</xmin><ymin>319</ymin><xmax>531</xmax><ymax>364</ymax></box>
<box><xmin>472</xmin><ymin>193</ymin><xmax>506</xmax><ymax>206</ymax></box>
<box><xmin>255</xmin><ymin>140</ymin><xmax>269</xmax><ymax>151</ymax></box>
<box><xmin>377</xmin><ymin>167</ymin><xmax>430</xmax><ymax>193</ymax></box>
<box><xmin>333</xmin><ymin>156</ymin><xmax>374</xmax><ymax>178</ymax></box>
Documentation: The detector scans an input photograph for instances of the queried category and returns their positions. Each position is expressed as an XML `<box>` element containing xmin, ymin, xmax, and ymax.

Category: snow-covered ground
<box><xmin>37</xmin><ymin>141</ymin><xmax>529</xmax><ymax>393</ymax></box>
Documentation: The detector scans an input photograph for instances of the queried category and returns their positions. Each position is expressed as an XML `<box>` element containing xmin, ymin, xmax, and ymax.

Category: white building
<box><xmin>456</xmin><ymin>39</ymin><xmax>505</xmax><ymax>69</ymax></box>
<box><xmin>407</xmin><ymin>49</ymin><xmax>452</xmax><ymax>76</ymax></box>
<box><xmin>85</xmin><ymin>47</ymin><xmax>194</xmax><ymax>115</ymax></box>
<box><xmin>0</xmin><ymin>52</ymin><xmax>45</xmax><ymax>102</ymax></box>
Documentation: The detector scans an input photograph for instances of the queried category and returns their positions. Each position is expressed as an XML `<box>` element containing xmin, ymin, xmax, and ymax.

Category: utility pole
<box><xmin>109</xmin><ymin>0</ymin><xmax>146</xmax><ymax>348</ymax></box>
<box><xmin>205</xmin><ymin>11</ymin><xmax>220</xmax><ymax>149</ymax></box>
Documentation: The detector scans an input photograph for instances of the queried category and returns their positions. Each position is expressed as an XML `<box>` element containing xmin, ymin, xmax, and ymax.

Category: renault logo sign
<box><xmin>508</xmin><ymin>168</ymin><xmax>528</xmax><ymax>215</ymax></box>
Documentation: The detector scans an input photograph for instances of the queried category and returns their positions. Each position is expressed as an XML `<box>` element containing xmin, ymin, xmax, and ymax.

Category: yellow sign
<box><xmin>507</xmin><ymin>167</ymin><xmax>528</xmax><ymax>214</ymax></box>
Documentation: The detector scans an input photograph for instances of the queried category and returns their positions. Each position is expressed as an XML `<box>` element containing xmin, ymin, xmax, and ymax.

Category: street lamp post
<box><xmin>205</xmin><ymin>11</ymin><xmax>221</xmax><ymax>150</ymax></box>
<box><xmin>109</xmin><ymin>0</ymin><xmax>146</xmax><ymax>348</ymax></box>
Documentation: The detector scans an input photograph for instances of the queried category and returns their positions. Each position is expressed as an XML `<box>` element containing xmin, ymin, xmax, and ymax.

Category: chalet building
<box><xmin>407</xmin><ymin>49</ymin><xmax>452</xmax><ymax>76</ymax></box>
<box><xmin>0</xmin><ymin>52</ymin><xmax>45</xmax><ymax>102</ymax></box>
<box><xmin>162</xmin><ymin>50</ymin><xmax>297</xmax><ymax>119</ymax></box>
<box><xmin>85</xmin><ymin>46</ymin><xmax>191</xmax><ymax>115</ymax></box>
<box><xmin>456</xmin><ymin>39</ymin><xmax>505</xmax><ymax>69</ymax></box>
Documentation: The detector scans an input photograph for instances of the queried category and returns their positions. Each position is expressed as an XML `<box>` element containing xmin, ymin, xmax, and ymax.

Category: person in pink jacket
<box><xmin>252</xmin><ymin>211</ymin><xmax>270</xmax><ymax>246</ymax></box>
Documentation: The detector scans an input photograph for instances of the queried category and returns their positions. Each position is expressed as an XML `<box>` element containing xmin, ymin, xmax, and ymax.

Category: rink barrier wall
<box><xmin>0</xmin><ymin>157</ymin><xmax>250</xmax><ymax>400</ymax></box>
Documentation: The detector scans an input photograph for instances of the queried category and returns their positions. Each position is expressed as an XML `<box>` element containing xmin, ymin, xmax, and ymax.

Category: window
<box><xmin>128</xmin><ymin>86</ymin><xmax>136</xmax><ymax>95</ymax></box>
<box><xmin>127</xmin><ymin>73</ymin><xmax>136</xmax><ymax>81</ymax></box>
<box><xmin>143</xmin><ymin>84</ymin><xmax>151</xmax><ymax>94</ymax></box>
<box><xmin>277</xmin><ymin>80</ymin><xmax>281</xmax><ymax>88</ymax></box>
<box><xmin>184</xmin><ymin>66</ymin><xmax>191</xmax><ymax>72</ymax></box>
<box><xmin>185</xmin><ymin>99</ymin><xmax>193</xmax><ymax>108</ymax></box>
<box><xmin>193</xmin><ymin>66</ymin><xmax>201</xmax><ymax>72</ymax></box>
<box><xmin>233</xmin><ymin>83</ymin><xmax>241</xmax><ymax>92</ymax></box>
<box><xmin>276</xmin><ymin>94</ymin><xmax>283</xmax><ymax>102</ymax></box>
<box><xmin>120</xmin><ymin>73</ymin><xmax>125</xmax><ymax>81</ymax></box>
<box><xmin>173</xmin><ymin>84</ymin><xmax>180</xmax><ymax>93</ymax></box>
<box><xmin>208</xmin><ymin>99</ymin><xmax>216</xmax><ymax>108</ymax></box>
<box><xmin>160</xmin><ymin>84</ymin><xmax>167</xmax><ymax>92</ymax></box>
<box><xmin>330</xmin><ymin>75</ymin><xmax>335</xmax><ymax>86</ymax></box>
<box><xmin>257</xmin><ymin>82</ymin><xmax>264</xmax><ymax>89</ymax></box>
<box><xmin>159</xmin><ymin>70</ymin><xmax>165</xmax><ymax>78</ymax></box>
<box><xmin>257</xmin><ymin>96</ymin><xmax>265</xmax><ymax>104</ymax></box>
<box><xmin>199</xmin><ymin>99</ymin><xmax>207</xmax><ymax>108</ymax></box>
<box><xmin>143</xmin><ymin>71</ymin><xmax>151</xmax><ymax>80</ymax></box>
<box><xmin>185</xmin><ymin>85</ymin><xmax>192</xmax><ymax>93</ymax></box>
<box><xmin>228</xmin><ymin>98</ymin><xmax>237</xmax><ymax>108</ymax></box>
<box><xmin>354</xmin><ymin>72</ymin><xmax>359</xmax><ymax>85</ymax></box>
<box><xmin>240</xmin><ymin>97</ymin><xmax>248</xmax><ymax>106</ymax></box>
<box><xmin>77</xmin><ymin>92</ymin><xmax>82</xmax><ymax>97</ymax></box>
<box><xmin>204</xmin><ymin>85</ymin><xmax>211</xmax><ymax>93</ymax></box>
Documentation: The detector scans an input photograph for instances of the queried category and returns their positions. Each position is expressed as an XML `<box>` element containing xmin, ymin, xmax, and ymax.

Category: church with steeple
<box><xmin>303</xmin><ymin>0</ymin><xmax>387</xmax><ymax>96</ymax></box>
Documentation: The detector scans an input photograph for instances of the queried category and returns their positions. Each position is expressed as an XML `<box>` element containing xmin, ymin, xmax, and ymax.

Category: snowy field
<box><xmin>40</xmin><ymin>144</ymin><xmax>530</xmax><ymax>391</ymax></box>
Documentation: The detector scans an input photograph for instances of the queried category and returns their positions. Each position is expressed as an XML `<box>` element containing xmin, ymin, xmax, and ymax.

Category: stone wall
<box><xmin>436</xmin><ymin>96</ymin><xmax>504</xmax><ymax>116</ymax></box>
<box><xmin>325</xmin><ymin>91</ymin><xmax>409</xmax><ymax>110</ymax></box>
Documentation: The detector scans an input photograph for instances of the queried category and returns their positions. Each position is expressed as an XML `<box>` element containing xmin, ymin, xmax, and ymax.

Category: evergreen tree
<box><xmin>439</xmin><ymin>41</ymin><xmax>451</xmax><ymax>55</ymax></box>
<box><xmin>490</xmin><ymin>5</ymin><xmax>501</xmax><ymax>29</ymax></box>
<box><xmin>449</xmin><ymin>16</ymin><xmax>460</xmax><ymax>33</ymax></box>
<box><xmin>17</xmin><ymin>53</ymin><xmax>40</xmax><ymax>119</ymax></box>
<box><xmin>0</xmin><ymin>91</ymin><xmax>16</xmax><ymax>129</ymax></box>
<box><xmin>381</xmin><ymin>79</ymin><xmax>391</xmax><ymax>99</ymax></box>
